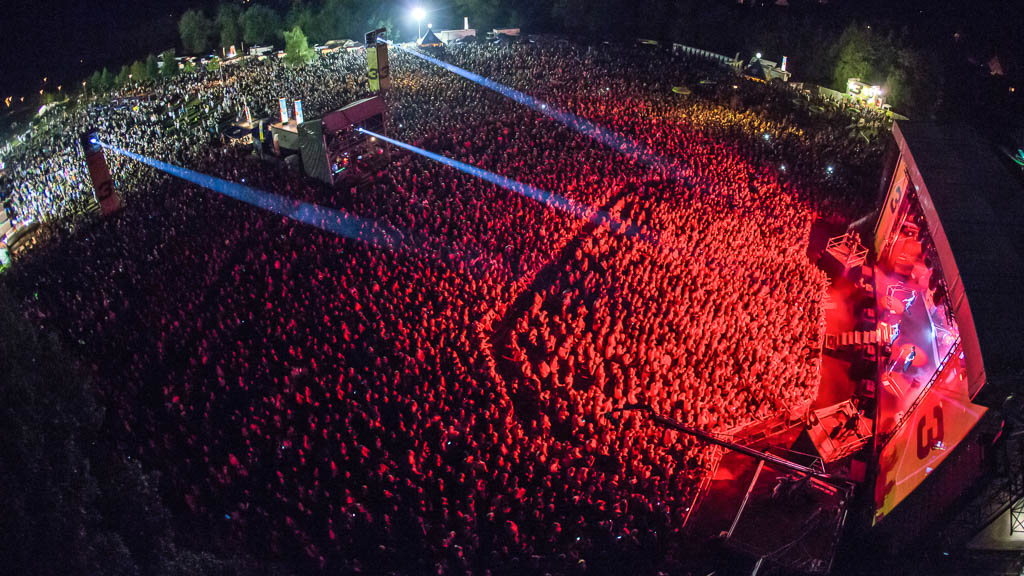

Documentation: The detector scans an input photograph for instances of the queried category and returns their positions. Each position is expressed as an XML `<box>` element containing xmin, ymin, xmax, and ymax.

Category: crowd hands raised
<box><xmin>5</xmin><ymin>40</ymin><xmax>874</xmax><ymax>574</ymax></box>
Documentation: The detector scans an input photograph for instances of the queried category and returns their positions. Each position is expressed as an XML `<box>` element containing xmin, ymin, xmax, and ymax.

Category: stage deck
<box><xmin>872</xmin><ymin>260</ymin><xmax>987</xmax><ymax>523</ymax></box>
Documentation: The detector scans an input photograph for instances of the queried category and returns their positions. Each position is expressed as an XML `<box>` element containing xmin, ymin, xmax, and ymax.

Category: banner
<box><xmin>0</xmin><ymin>203</ymin><xmax>11</xmax><ymax>239</ymax></box>
<box><xmin>367</xmin><ymin>46</ymin><xmax>380</xmax><ymax>92</ymax></box>
<box><xmin>874</xmin><ymin>157</ymin><xmax>909</xmax><ymax>256</ymax></box>
<box><xmin>80</xmin><ymin>133</ymin><xmax>122</xmax><ymax>215</ymax></box>
<box><xmin>295</xmin><ymin>100</ymin><xmax>304</xmax><ymax>125</ymax></box>
<box><xmin>298</xmin><ymin>121</ymin><xmax>331</xmax><ymax>184</ymax></box>
<box><xmin>279</xmin><ymin>98</ymin><xmax>289</xmax><ymax>123</ymax></box>
<box><xmin>366</xmin><ymin>44</ymin><xmax>390</xmax><ymax>92</ymax></box>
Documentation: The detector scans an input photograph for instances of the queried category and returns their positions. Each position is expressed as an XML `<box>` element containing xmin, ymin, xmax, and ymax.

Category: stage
<box><xmin>872</xmin><ymin>262</ymin><xmax>987</xmax><ymax>523</ymax></box>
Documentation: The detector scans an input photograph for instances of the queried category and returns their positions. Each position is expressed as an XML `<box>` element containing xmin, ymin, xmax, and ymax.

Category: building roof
<box><xmin>893</xmin><ymin>122</ymin><xmax>1024</xmax><ymax>407</ymax></box>
<box><xmin>322</xmin><ymin>96</ymin><xmax>386</xmax><ymax>133</ymax></box>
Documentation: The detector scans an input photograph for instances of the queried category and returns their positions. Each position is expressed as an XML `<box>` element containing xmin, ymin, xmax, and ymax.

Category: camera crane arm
<box><xmin>609</xmin><ymin>403</ymin><xmax>852</xmax><ymax>488</ymax></box>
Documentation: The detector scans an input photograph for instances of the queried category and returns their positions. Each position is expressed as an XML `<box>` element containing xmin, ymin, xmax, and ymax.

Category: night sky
<box><xmin>0</xmin><ymin>0</ymin><xmax>197</xmax><ymax>99</ymax></box>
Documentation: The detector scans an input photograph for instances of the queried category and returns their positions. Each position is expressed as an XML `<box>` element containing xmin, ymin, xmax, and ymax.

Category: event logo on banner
<box><xmin>279</xmin><ymin>98</ymin><xmax>289</xmax><ymax>123</ymax></box>
<box><xmin>365</xmin><ymin>27</ymin><xmax>390</xmax><ymax>93</ymax></box>
<box><xmin>874</xmin><ymin>158</ymin><xmax>909</xmax><ymax>256</ymax></box>
<box><xmin>367</xmin><ymin>46</ymin><xmax>381</xmax><ymax>92</ymax></box>
<box><xmin>83</xmin><ymin>151</ymin><xmax>121</xmax><ymax>215</ymax></box>
<box><xmin>872</xmin><ymin>340</ymin><xmax>986</xmax><ymax>524</ymax></box>
<box><xmin>295</xmin><ymin>100</ymin><xmax>304</xmax><ymax>125</ymax></box>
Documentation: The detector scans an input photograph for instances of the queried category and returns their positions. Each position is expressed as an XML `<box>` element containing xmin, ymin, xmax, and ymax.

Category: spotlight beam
<box><xmin>99</xmin><ymin>142</ymin><xmax>399</xmax><ymax>247</ymax></box>
<box><xmin>357</xmin><ymin>128</ymin><xmax>636</xmax><ymax>234</ymax></box>
<box><xmin>391</xmin><ymin>43</ymin><xmax>678</xmax><ymax>177</ymax></box>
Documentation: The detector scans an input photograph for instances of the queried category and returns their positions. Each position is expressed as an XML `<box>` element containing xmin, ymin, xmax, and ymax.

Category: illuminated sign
<box><xmin>295</xmin><ymin>100</ymin><xmax>304</xmax><ymax>125</ymax></box>
<box><xmin>781</xmin><ymin>56</ymin><xmax>788</xmax><ymax>72</ymax></box>
<box><xmin>279</xmin><ymin>98</ymin><xmax>289</xmax><ymax>123</ymax></box>
<box><xmin>874</xmin><ymin>159</ymin><xmax>909</xmax><ymax>255</ymax></box>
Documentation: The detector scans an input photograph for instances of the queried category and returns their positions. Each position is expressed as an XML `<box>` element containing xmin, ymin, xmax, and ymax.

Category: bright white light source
<box><xmin>755</xmin><ymin>52</ymin><xmax>762</xmax><ymax>59</ymax></box>
<box><xmin>412</xmin><ymin>7</ymin><xmax>426</xmax><ymax>21</ymax></box>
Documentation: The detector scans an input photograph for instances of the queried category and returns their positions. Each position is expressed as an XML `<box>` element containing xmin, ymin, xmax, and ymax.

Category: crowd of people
<box><xmin>0</xmin><ymin>50</ymin><xmax>371</xmax><ymax>227</ymax></box>
<box><xmin>3</xmin><ymin>38</ymin><xmax>884</xmax><ymax>574</ymax></box>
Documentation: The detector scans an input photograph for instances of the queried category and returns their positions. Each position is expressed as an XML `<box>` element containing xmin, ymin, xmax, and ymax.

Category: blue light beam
<box><xmin>358</xmin><ymin>128</ymin><xmax>638</xmax><ymax>235</ymax></box>
<box><xmin>390</xmin><ymin>42</ymin><xmax>679</xmax><ymax>177</ymax></box>
<box><xmin>99</xmin><ymin>142</ymin><xmax>399</xmax><ymax>247</ymax></box>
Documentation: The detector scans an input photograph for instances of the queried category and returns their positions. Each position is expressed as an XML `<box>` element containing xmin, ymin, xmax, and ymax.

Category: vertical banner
<box><xmin>279</xmin><ymin>98</ymin><xmax>289</xmax><ymax>123</ymax></box>
<box><xmin>367</xmin><ymin>46</ymin><xmax>381</xmax><ymax>92</ymax></box>
<box><xmin>295</xmin><ymin>100</ymin><xmax>304</xmax><ymax>125</ymax></box>
<box><xmin>781</xmin><ymin>56</ymin><xmax>788</xmax><ymax>72</ymax></box>
<box><xmin>365</xmin><ymin>27</ymin><xmax>389</xmax><ymax>92</ymax></box>
<box><xmin>377</xmin><ymin>43</ymin><xmax>390</xmax><ymax>91</ymax></box>
<box><xmin>0</xmin><ymin>202</ymin><xmax>11</xmax><ymax>239</ymax></box>
<box><xmin>79</xmin><ymin>131</ymin><xmax>122</xmax><ymax>215</ymax></box>
<box><xmin>874</xmin><ymin>156</ymin><xmax>909</xmax><ymax>256</ymax></box>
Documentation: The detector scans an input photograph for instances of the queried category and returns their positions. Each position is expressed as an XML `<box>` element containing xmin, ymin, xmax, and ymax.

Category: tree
<box><xmin>242</xmin><ymin>4</ymin><xmax>281</xmax><ymax>46</ymax></box>
<box><xmin>179</xmin><ymin>9</ymin><xmax>214</xmax><ymax>54</ymax></box>
<box><xmin>130</xmin><ymin>59</ymin><xmax>149</xmax><ymax>83</ymax></box>
<box><xmin>318</xmin><ymin>0</ymin><xmax>354</xmax><ymax>40</ymax></box>
<box><xmin>100</xmin><ymin>67</ymin><xmax>115</xmax><ymax>91</ymax></box>
<box><xmin>145</xmin><ymin>54</ymin><xmax>160</xmax><ymax>80</ymax></box>
<box><xmin>283</xmin><ymin>26</ymin><xmax>316</xmax><ymax>67</ymax></box>
<box><xmin>116</xmin><ymin>64</ymin><xmax>131</xmax><ymax>87</ymax></box>
<box><xmin>0</xmin><ymin>286</ymin><xmax>124</xmax><ymax>575</ymax></box>
<box><xmin>288</xmin><ymin>2</ymin><xmax>324</xmax><ymax>44</ymax></box>
<box><xmin>454</xmin><ymin>0</ymin><xmax>507</xmax><ymax>34</ymax></box>
<box><xmin>885</xmin><ymin>42</ymin><xmax>939</xmax><ymax>116</ymax></box>
<box><xmin>87</xmin><ymin>70</ymin><xmax>103</xmax><ymax>93</ymax></box>
<box><xmin>161</xmin><ymin>50</ymin><xmax>178</xmax><ymax>78</ymax></box>
<box><xmin>369</xmin><ymin>16</ymin><xmax>400</xmax><ymax>43</ymax></box>
<box><xmin>216</xmin><ymin>3</ymin><xmax>244</xmax><ymax>50</ymax></box>
<box><xmin>0</xmin><ymin>286</ymin><xmax>254</xmax><ymax>576</ymax></box>
<box><xmin>833</xmin><ymin>23</ymin><xmax>876</xmax><ymax>90</ymax></box>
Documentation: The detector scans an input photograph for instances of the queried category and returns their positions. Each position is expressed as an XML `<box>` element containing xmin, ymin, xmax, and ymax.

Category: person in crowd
<box><xmin>0</xmin><ymin>39</ymin><xmax>885</xmax><ymax>574</ymax></box>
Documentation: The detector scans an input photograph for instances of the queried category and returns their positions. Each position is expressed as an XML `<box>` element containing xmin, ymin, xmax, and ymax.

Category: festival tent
<box><xmin>744</xmin><ymin>59</ymin><xmax>769</xmax><ymax>81</ymax></box>
<box><xmin>418</xmin><ymin>28</ymin><xmax>444</xmax><ymax>48</ymax></box>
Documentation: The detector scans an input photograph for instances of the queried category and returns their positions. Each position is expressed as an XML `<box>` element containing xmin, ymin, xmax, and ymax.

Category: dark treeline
<box><xmin>0</xmin><ymin>284</ymin><xmax>287</xmax><ymax>575</ymax></box>
<box><xmin>173</xmin><ymin>0</ymin><xmax>940</xmax><ymax>110</ymax></box>
<box><xmin>57</xmin><ymin>0</ymin><xmax>1010</xmax><ymax>127</ymax></box>
<box><xmin>7</xmin><ymin>0</ymin><xmax>1021</xmax><ymax>133</ymax></box>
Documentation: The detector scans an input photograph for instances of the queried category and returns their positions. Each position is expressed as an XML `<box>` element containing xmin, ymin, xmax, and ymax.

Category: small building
<box><xmin>435</xmin><ymin>29</ymin><xmax>476</xmax><ymax>44</ymax></box>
